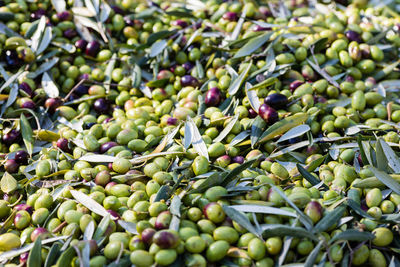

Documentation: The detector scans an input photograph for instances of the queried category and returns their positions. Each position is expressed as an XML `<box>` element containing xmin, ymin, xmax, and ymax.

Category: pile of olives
<box><xmin>0</xmin><ymin>0</ymin><xmax>400</xmax><ymax>266</ymax></box>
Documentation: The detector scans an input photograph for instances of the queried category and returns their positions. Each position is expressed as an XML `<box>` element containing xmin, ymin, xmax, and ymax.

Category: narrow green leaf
<box><xmin>304</xmin><ymin>240</ymin><xmax>323</xmax><ymax>267</ymax></box>
<box><xmin>213</xmin><ymin>114</ymin><xmax>239</xmax><ymax>143</ymax></box>
<box><xmin>146</xmin><ymin>78</ymin><xmax>169</xmax><ymax>88</ymax></box>
<box><xmin>71</xmin><ymin>190</ymin><xmax>117</xmax><ymax>219</ymax></box>
<box><xmin>146</xmin><ymin>30</ymin><xmax>176</xmax><ymax>46</ymax></box>
<box><xmin>297</xmin><ymin>164</ymin><xmax>328</xmax><ymax>189</ymax></box>
<box><xmin>378</xmin><ymin>139</ymin><xmax>400</xmax><ymax>173</ymax></box>
<box><xmin>20</xmin><ymin>114</ymin><xmax>33</xmax><ymax>156</ymax></box>
<box><xmin>374</xmin><ymin>60</ymin><xmax>400</xmax><ymax>81</ymax></box>
<box><xmin>195</xmin><ymin>60</ymin><xmax>204</xmax><ymax>79</ymax></box>
<box><xmin>277</xmin><ymin>125</ymin><xmax>311</xmax><ymax>144</ymax></box>
<box><xmin>329</xmin><ymin>229</ymin><xmax>375</xmax><ymax>244</ymax></box>
<box><xmin>347</xmin><ymin>199</ymin><xmax>375</xmax><ymax>220</ymax></box>
<box><xmin>41</xmin><ymin>72</ymin><xmax>59</xmax><ymax>98</ymax></box>
<box><xmin>234</xmin><ymin>32</ymin><xmax>272</xmax><ymax>58</ymax></box>
<box><xmin>44</xmin><ymin>243</ymin><xmax>61</xmax><ymax>267</ymax></box>
<box><xmin>55</xmin><ymin>246</ymin><xmax>76</xmax><ymax>267</ymax></box>
<box><xmin>149</xmin><ymin>39</ymin><xmax>167</xmax><ymax>58</ymax></box>
<box><xmin>27</xmin><ymin>237</ymin><xmax>41</xmax><ymax>267</ymax></box>
<box><xmin>222</xmin><ymin>205</ymin><xmax>261</xmax><ymax>238</ymax></box>
<box><xmin>83</xmin><ymin>220</ymin><xmax>95</xmax><ymax>240</ymax></box>
<box><xmin>104</xmin><ymin>53</ymin><xmax>116</xmax><ymax>93</ymax></box>
<box><xmin>375</xmin><ymin>138</ymin><xmax>389</xmax><ymax>171</ymax></box>
<box><xmin>228</xmin><ymin>60</ymin><xmax>252</xmax><ymax>96</ymax></box>
<box><xmin>262</xmin><ymin>224</ymin><xmax>318</xmax><ymax>241</ymax></box>
<box><xmin>221</xmin><ymin>156</ymin><xmax>261</xmax><ymax>186</ymax></box>
<box><xmin>230</xmin><ymin>205</ymin><xmax>297</xmax><ymax>218</ymax></box>
<box><xmin>1</xmin><ymin>172</ymin><xmax>17</xmax><ymax>194</ymax></box>
<box><xmin>154</xmin><ymin>185</ymin><xmax>170</xmax><ymax>202</ymax></box>
<box><xmin>187</xmin><ymin>116</ymin><xmax>209</xmax><ymax>160</ymax></box>
<box><xmin>118</xmin><ymin>220</ymin><xmax>138</xmax><ymax>235</ymax></box>
<box><xmin>369</xmin><ymin>166</ymin><xmax>400</xmax><ymax>194</ymax></box>
<box><xmin>189</xmin><ymin>173</ymin><xmax>220</xmax><ymax>194</ymax></box>
<box><xmin>312</xmin><ymin>205</ymin><xmax>345</xmax><ymax>233</ymax></box>
<box><xmin>93</xmin><ymin>214</ymin><xmax>110</xmax><ymax>242</ymax></box>
<box><xmin>251</xmin><ymin>116</ymin><xmax>266</xmax><ymax>148</ymax></box>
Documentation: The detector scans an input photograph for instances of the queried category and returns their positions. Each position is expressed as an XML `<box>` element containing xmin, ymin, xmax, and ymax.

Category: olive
<box><xmin>85</xmin><ymin>40</ymin><xmax>100</xmax><ymax>57</ymax></box>
<box><xmin>264</xmin><ymin>93</ymin><xmax>288</xmax><ymax>109</ymax></box>
<box><xmin>180</xmin><ymin>75</ymin><xmax>199</xmax><ymax>87</ymax></box>
<box><xmin>93</xmin><ymin>98</ymin><xmax>110</xmax><ymax>114</ymax></box>
<box><xmin>4</xmin><ymin>159</ymin><xmax>19</xmax><ymax>173</ymax></box>
<box><xmin>205</xmin><ymin>87</ymin><xmax>222</xmax><ymax>106</ymax></box>
<box><xmin>14</xmin><ymin>150</ymin><xmax>29</xmax><ymax>164</ymax></box>
<box><xmin>259</xmin><ymin>104</ymin><xmax>278</xmax><ymax>124</ymax></box>
<box><xmin>153</xmin><ymin>230</ymin><xmax>180</xmax><ymax>249</ymax></box>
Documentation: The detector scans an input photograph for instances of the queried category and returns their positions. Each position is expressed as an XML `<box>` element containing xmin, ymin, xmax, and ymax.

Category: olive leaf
<box><xmin>257</xmin><ymin>113</ymin><xmax>308</xmax><ymax>144</ymax></box>
<box><xmin>118</xmin><ymin>220</ymin><xmax>138</xmax><ymax>235</ymax></box>
<box><xmin>104</xmin><ymin>53</ymin><xmax>117</xmax><ymax>93</ymax></box>
<box><xmin>369</xmin><ymin>166</ymin><xmax>400</xmax><ymax>194</ymax></box>
<box><xmin>99</xmin><ymin>1</ymin><xmax>111</xmax><ymax>23</ymax></box>
<box><xmin>131</xmin><ymin>64</ymin><xmax>142</xmax><ymax>88</ymax></box>
<box><xmin>245</xmin><ymin>82</ymin><xmax>261</xmax><ymax>113</ymax></box>
<box><xmin>378</xmin><ymin>138</ymin><xmax>400</xmax><ymax>173</ymax></box>
<box><xmin>304</xmin><ymin>240</ymin><xmax>323</xmax><ymax>267</ymax></box>
<box><xmin>251</xmin><ymin>116</ymin><xmax>266</xmax><ymax>148</ymax></box>
<box><xmin>55</xmin><ymin>246</ymin><xmax>76</xmax><ymax>267</ymax></box>
<box><xmin>70</xmin><ymin>190</ymin><xmax>117</xmax><ymax>219</ymax></box>
<box><xmin>28</xmin><ymin>57</ymin><xmax>59</xmax><ymax>78</ymax></box>
<box><xmin>222</xmin><ymin>205</ymin><xmax>262</xmax><ymax>238</ymax></box>
<box><xmin>229</xmin><ymin>130</ymin><xmax>250</xmax><ymax>147</ymax></box>
<box><xmin>230</xmin><ymin>205</ymin><xmax>297</xmax><ymax>218</ymax></box>
<box><xmin>1</xmin><ymin>172</ymin><xmax>17</xmax><ymax>194</ymax></box>
<box><xmin>269</xmin><ymin>140</ymin><xmax>310</xmax><ymax>159</ymax></box>
<box><xmin>375</xmin><ymin>138</ymin><xmax>389</xmax><ymax>171</ymax></box>
<box><xmin>312</xmin><ymin>205</ymin><xmax>346</xmax><ymax>233</ymax></box>
<box><xmin>306</xmin><ymin>58</ymin><xmax>340</xmax><ymax>88</ymax></box>
<box><xmin>195</xmin><ymin>60</ymin><xmax>204</xmax><ymax>79</ymax></box>
<box><xmin>186</xmin><ymin>116</ymin><xmax>209</xmax><ymax>160</ymax></box>
<box><xmin>189</xmin><ymin>173</ymin><xmax>220</xmax><ymax>194</ymax></box>
<box><xmin>93</xmin><ymin>214</ymin><xmax>111</xmax><ymax>242</ymax></box>
<box><xmin>228</xmin><ymin>60</ymin><xmax>252</xmax><ymax>96</ymax></box>
<box><xmin>83</xmin><ymin>220</ymin><xmax>95</xmax><ymax>240</ymax></box>
<box><xmin>277</xmin><ymin>124</ymin><xmax>310</xmax><ymax>143</ymax></box>
<box><xmin>78</xmin><ymin>154</ymin><xmax>116</xmax><ymax>163</ymax></box>
<box><xmin>0</xmin><ymin>236</ymin><xmax>68</xmax><ymax>262</ymax></box>
<box><xmin>213</xmin><ymin>114</ymin><xmax>239</xmax><ymax>143</ymax></box>
<box><xmin>20</xmin><ymin>114</ymin><xmax>34</xmax><ymax>156</ymax></box>
<box><xmin>27</xmin><ymin>237</ymin><xmax>42</xmax><ymax>267</ymax></box>
<box><xmin>36</xmin><ymin>27</ymin><xmax>53</xmax><ymax>56</ymax></box>
<box><xmin>51</xmin><ymin>0</ymin><xmax>66</xmax><ymax>13</ymax></box>
<box><xmin>31</xmin><ymin>16</ymin><xmax>46</xmax><ymax>53</ymax></box>
<box><xmin>149</xmin><ymin>39</ymin><xmax>168</xmax><ymax>58</ymax></box>
<box><xmin>0</xmin><ymin>69</ymin><xmax>23</xmax><ymax>94</ymax></box>
<box><xmin>261</xmin><ymin>224</ymin><xmax>318</xmax><ymax>241</ymax></box>
<box><xmin>329</xmin><ymin>229</ymin><xmax>375</xmax><ymax>244</ymax></box>
<box><xmin>154</xmin><ymin>185</ymin><xmax>171</xmax><ymax>202</ymax></box>
<box><xmin>44</xmin><ymin>243</ymin><xmax>61</xmax><ymax>267</ymax></box>
<box><xmin>147</xmin><ymin>30</ymin><xmax>176</xmax><ymax>46</ymax></box>
<box><xmin>234</xmin><ymin>32</ymin><xmax>273</xmax><ymax>58</ymax></box>
<box><xmin>41</xmin><ymin>72</ymin><xmax>59</xmax><ymax>98</ymax></box>
<box><xmin>297</xmin><ymin>164</ymin><xmax>328</xmax><ymax>189</ymax></box>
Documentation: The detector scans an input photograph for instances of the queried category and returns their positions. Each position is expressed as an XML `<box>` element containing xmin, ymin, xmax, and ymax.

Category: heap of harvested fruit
<box><xmin>0</xmin><ymin>0</ymin><xmax>399</xmax><ymax>266</ymax></box>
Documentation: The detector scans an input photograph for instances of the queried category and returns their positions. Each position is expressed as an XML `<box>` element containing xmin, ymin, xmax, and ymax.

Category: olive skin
<box><xmin>203</xmin><ymin>202</ymin><xmax>226</xmax><ymax>224</ymax></box>
<box><xmin>259</xmin><ymin>104</ymin><xmax>278</xmax><ymax>125</ymax></box>
<box><xmin>372</xmin><ymin>227</ymin><xmax>393</xmax><ymax>246</ymax></box>
<box><xmin>206</xmin><ymin>240</ymin><xmax>230</xmax><ymax>262</ymax></box>
<box><xmin>264</xmin><ymin>93</ymin><xmax>288</xmax><ymax>109</ymax></box>
<box><xmin>130</xmin><ymin>250</ymin><xmax>154</xmax><ymax>267</ymax></box>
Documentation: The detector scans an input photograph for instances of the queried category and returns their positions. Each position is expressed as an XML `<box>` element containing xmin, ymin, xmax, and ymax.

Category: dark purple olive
<box><xmin>222</xmin><ymin>11</ymin><xmax>238</xmax><ymax>21</ymax></box>
<box><xmin>172</xmin><ymin>19</ymin><xmax>188</xmax><ymax>28</ymax></box>
<box><xmin>2</xmin><ymin>129</ymin><xmax>21</xmax><ymax>146</ymax></box>
<box><xmin>57</xmin><ymin>11</ymin><xmax>72</xmax><ymax>21</ymax></box>
<box><xmin>14</xmin><ymin>204</ymin><xmax>33</xmax><ymax>214</ymax></box>
<box><xmin>253</xmin><ymin>25</ymin><xmax>271</xmax><ymax>31</ymax></box>
<box><xmin>93</xmin><ymin>98</ymin><xmax>110</xmax><ymax>114</ymax></box>
<box><xmin>232</xmin><ymin>156</ymin><xmax>244</xmax><ymax>164</ymax></box>
<box><xmin>345</xmin><ymin>30</ymin><xmax>361</xmax><ymax>43</ymax></box>
<box><xmin>111</xmin><ymin>5</ymin><xmax>124</xmax><ymax>14</ymax></box>
<box><xmin>4</xmin><ymin>159</ymin><xmax>18</xmax><ymax>173</ymax></box>
<box><xmin>21</xmin><ymin>100</ymin><xmax>35</xmax><ymax>109</ymax></box>
<box><xmin>15</xmin><ymin>150</ymin><xmax>29</xmax><ymax>165</ymax></box>
<box><xmin>264</xmin><ymin>93</ymin><xmax>288</xmax><ymax>110</ymax></box>
<box><xmin>5</xmin><ymin>50</ymin><xmax>23</xmax><ymax>68</ymax></box>
<box><xmin>167</xmin><ymin>117</ymin><xmax>178</xmax><ymax>126</ymax></box>
<box><xmin>44</xmin><ymin>97</ymin><xmax>62</xmax><ymax>113</ymax></box>
<box><xmin>30</xmin><ymin>227</ymin><xmax>49</xmax><ymax>242</ymax></box>
<box><xmin>204</xmin><ymin>87</ymin><xmax>221</xmax><ymax>106</ymax></box>
<box><xmin>63</xmin><ymin>29</ymin><xmax>77</xmax><ymax>38</ymax></box>
<box><xmin>56</xmin><ymin>138</ymin><xmax>69</xmax><ymax>152</ymax></box>
<box><xmin>180</xmin><ymin>75</ymin><xmax>199</xmax><ymax>87</ymax></box>
<box><xmin>289</xmin><ymin>80</ymin><xmax>304</xmax><ymax>92</ymax></box>
<box><xmin>85</xmin><ymin>41</ymin><xmax>100</xmax><ymax>57</ymax></box>
<box><xmin>20</xmin><ymin>252</ymin><xmax>29</xmax><ymax>264</ymax></box>
<box><xmin>248</xmin><ymin>108</ymin><xmax>257</xmax><ymax>118</ymax></box>
<box><xmin>182</xmin><ymin>62</ymin><xmax>194</xmax><ymax>72</ymax></box>
<box><xmin>141</xmin><ymin>228</ymin><xmax>156</xmax><ymax>245</ymax></box>
<box><xmin>153</xmin><ymin>230</ymin><xmax>180</xmax><ymax>249</ymax></box>
<box><xmin>107</xmin><ymin>209</ymin><xmax>120</xmax><ymax>220</ymax></box>
<box><xmin>19</xmin><ymin>82</ymin><xmax>33</xmax><ymax>97</ymax></box>
<box><xmin>75</xmin><ymin>84</ymin><xmax>89</xmax><ymax>95</ymax></box>
<box><xmin>259</xmin><ymin>104</ymin><xmax>278</xmax><ymax>125</ymax></box>
<box><xmin>259</xmin><ymin>6</ymin><xmax>272</xmax><ymax>16</ymax></box>
<box><xmin>75</xmin><ymin>39</ymin><xmax>88</xmax><ymax>50</ymax></box>
<box><xmin>100</xmin><ymin>142</ymin><xmax>118</xmax><ymax>154</ymax></box>
<box><xmin>31</xmin><ymin>9</ymin><xmax>45</xmax><ymax>20</ymax></box>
